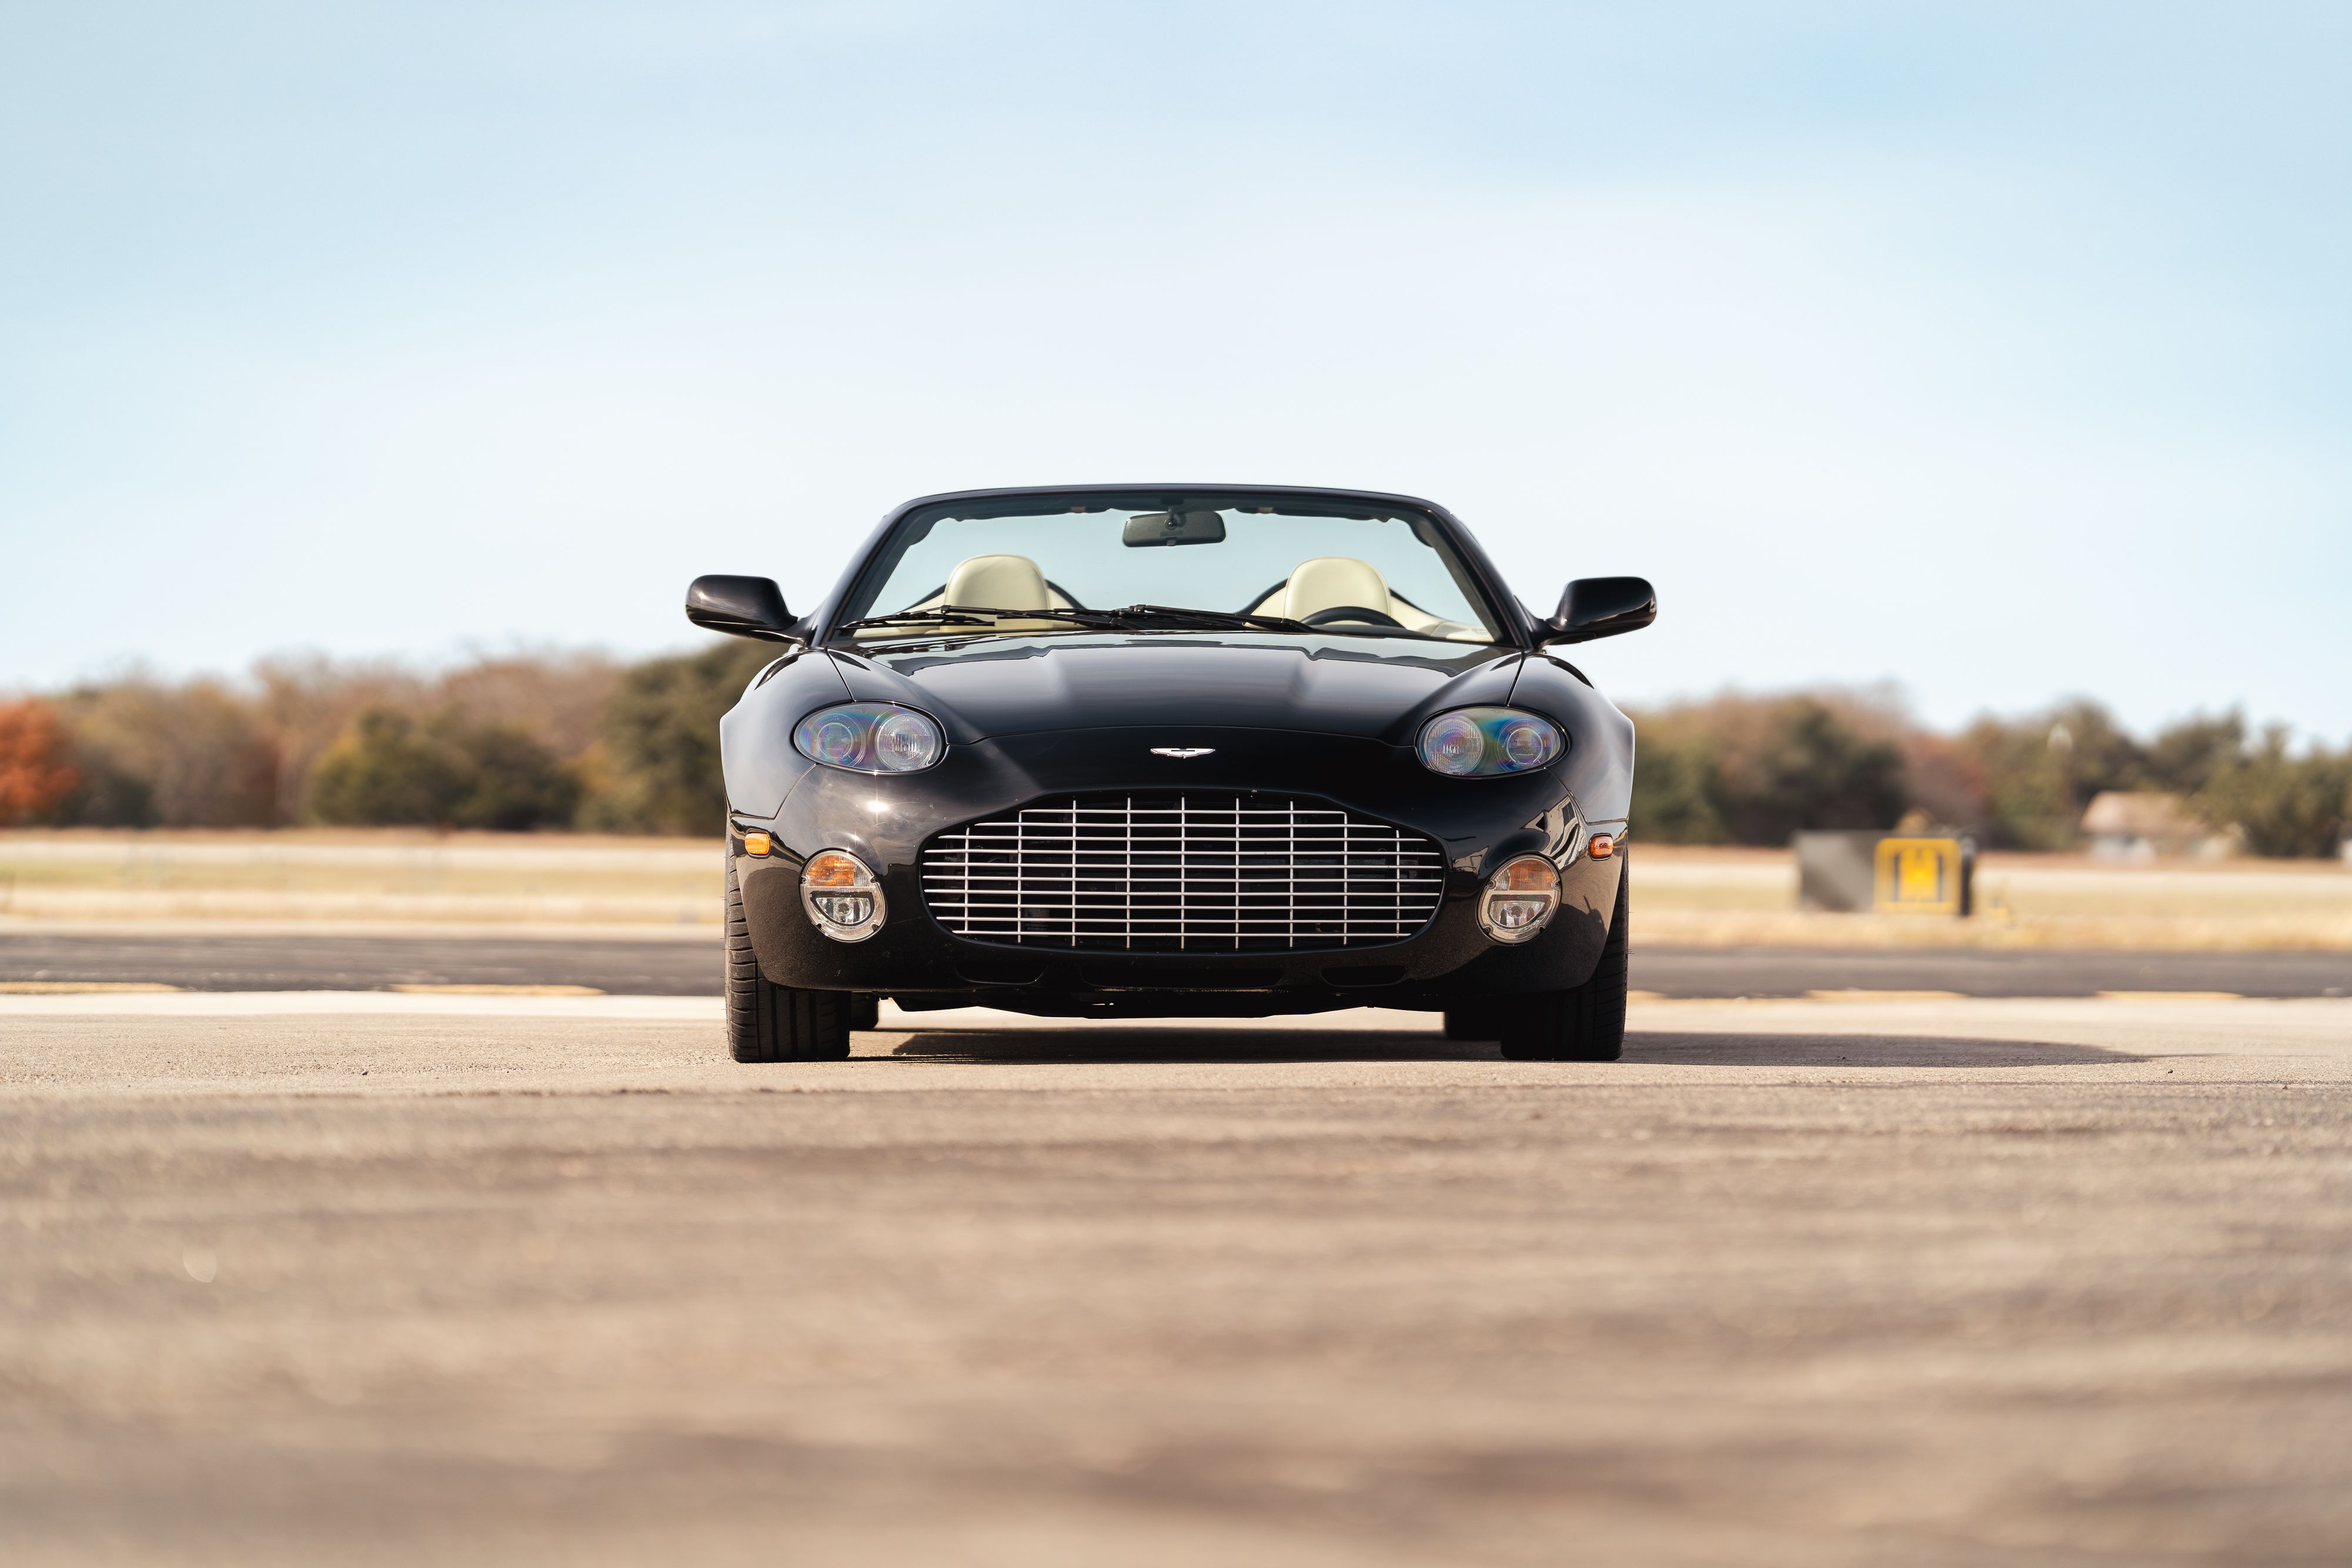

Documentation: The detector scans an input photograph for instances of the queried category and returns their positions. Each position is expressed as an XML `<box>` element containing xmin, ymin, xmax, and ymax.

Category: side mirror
<box><xmin>1545</xmin><ymin>576</ymin><xmax>1656</xmax><ymax>644</ymax></box>
<box><xmin>686</xmin><ymin>575</ymin><xmax>797</xmax><ymax>641</ymax></box>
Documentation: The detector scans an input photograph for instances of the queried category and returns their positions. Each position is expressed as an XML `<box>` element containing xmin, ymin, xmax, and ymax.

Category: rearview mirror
<box><xmin>686</xmin><ymin>575</ymin><xmax>797</xmax><ymax>641</ymax></box>
<box><xmin>1544</xmin><ymin>576</ymin><xmax>1656</xmax><ymax>644</ymax></box>
<box><xmin>1122</xmin><ymin>509</ymin><xmax>1227</xmax><ymax>547</ymax></box>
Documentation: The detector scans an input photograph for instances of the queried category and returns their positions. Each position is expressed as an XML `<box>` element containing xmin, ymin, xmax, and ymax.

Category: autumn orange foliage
<box><xmin>0</xmin><ymin>698</ymin><xmax>79</xmax><ymax>824</ymax></box>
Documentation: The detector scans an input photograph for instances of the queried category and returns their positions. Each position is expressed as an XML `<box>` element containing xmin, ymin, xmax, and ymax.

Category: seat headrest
<box><xmin>1281</xmin><ymin>557</ymin><xmax>1392</xmax><ymax>618</ymax></box>
<box><xmin>943</xmin><ymin>553</ymin><xmax>1051</xmax><ymax>612</ymax></box>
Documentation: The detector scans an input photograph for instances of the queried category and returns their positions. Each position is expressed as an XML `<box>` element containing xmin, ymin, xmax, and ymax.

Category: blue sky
<box><xmin>4</xmin><ymin>2</ymin><xmax>2347</xmax><ymax>737</ymax></box>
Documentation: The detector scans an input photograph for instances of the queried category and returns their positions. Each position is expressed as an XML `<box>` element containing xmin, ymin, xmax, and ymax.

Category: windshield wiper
<box><xmin>1085</xmin><ymin>604</ymin><xmax>1312</xmax><ymax>633</ymax></box>
<box><xmin>835</xmin><ymin>605</ymin><xmax>1105</xmax><ymax>634</ymax></box>
<box><xmin>837</xmin><ymin>603</ymin><xmax>1314</xmax><ymax>637</ymax></box>
<box><xmin>1101</xmin><ymin>604</ymin><xmax>1453</xmax><ymax>639</ymax></box>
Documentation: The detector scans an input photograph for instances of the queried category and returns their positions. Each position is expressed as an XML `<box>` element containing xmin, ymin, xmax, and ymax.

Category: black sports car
<box><xmin>686</xmin><ymin>484</ymin><xmax>1653</xmax><ymax>1063</ymax></box>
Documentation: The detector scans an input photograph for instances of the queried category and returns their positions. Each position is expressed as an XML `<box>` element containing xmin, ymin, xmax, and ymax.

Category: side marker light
<box><xmin>743</xmin><ymin>831</ymin><xmax>773</xmax><ymax>857</ymax></box>
<box><xmin>1589</xmin><ymin>835</ymin><xmax>1615</xmax><ymax>860</ymax></box>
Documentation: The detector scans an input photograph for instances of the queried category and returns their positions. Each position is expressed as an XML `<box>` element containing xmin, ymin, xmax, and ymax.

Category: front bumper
<box><xmin>731</xmin><ymin>726</ymin><xmax>1623</xmax><ymax>1015</ymax></box>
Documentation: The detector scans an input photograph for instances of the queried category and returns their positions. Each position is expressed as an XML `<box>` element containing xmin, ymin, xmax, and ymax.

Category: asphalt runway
<box><xmin>3</xmin><ymin>992</ymin><xmax>2348</xmax><ymax>1565</ymax></box>
<box><xmin>4</xmin><ymin>928</ymin><xmax>2349</xmax><ymax>997</ymax></box>
<box><xmin>0</xmin><ymin>928</ymin><xmax>720</xmax><ymax>995</ymax></box>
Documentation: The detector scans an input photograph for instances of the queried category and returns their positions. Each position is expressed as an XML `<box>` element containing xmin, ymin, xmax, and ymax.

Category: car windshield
<box><xmin>835</xmin><ymin>494</ymin><xmax>1506</xmax><ymax>644</ymax></box>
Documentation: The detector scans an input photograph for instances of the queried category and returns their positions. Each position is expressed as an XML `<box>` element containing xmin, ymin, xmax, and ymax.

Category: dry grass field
<box><xmin>1635</xmin><ymin>845</ymin><xmax>2352</xmax><ymax>950</ymax></box>
<box><xmin>0</xmin><ymin>830</ymin><xmax>719</xmax><ymax>927</ymax></box>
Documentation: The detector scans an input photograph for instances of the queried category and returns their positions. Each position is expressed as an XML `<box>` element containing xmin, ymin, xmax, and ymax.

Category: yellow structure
<box><xmin>1874</xmin><ymin>836</ymin><xmax>1965</xmax><ymax>915</ymax></box>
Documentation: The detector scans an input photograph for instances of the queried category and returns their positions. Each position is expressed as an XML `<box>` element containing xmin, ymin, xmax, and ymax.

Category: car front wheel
<box><xmin>1478</xmin><ymin>852</ymin><xmax>1629</xmax><ymax>1063</ymax></box>
<box><xmin>725</xmin><ymin>856</ymin><xmax>853</xmax><ymax>1062</ymax></box>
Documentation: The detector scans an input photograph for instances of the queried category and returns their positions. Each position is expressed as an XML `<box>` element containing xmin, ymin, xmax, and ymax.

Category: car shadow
<box><xmin>882</xmin><ymin>1028</ymin><xmax>1499</xmax><ymax>1065</ymax></box>
<box><xmin>1628</xmin><ymin>1031</ymin><xmax>2147</xmax><ymax>1068</ymax></box>
<box><xmin>878</xmin><ymin>1027</ymin><xmax>2145</xmax><ymax>1069</ymax></box>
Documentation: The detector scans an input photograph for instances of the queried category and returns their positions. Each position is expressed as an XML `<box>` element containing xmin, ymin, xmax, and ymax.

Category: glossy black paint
<box><xmin>699</xmin><ymin>484</ymin><xmax>1646</xmax><ymax>1018</ymax></box>
<box><xmin>1545</xmin><ymin>576</ymin><xmax>1658</xmax><ymax>644</ymax></box>
<box><xmin>686</xmin><ymin>575</ymin><xmax>797</xmax><ymax>641</ymax></box>
<box><xmin>840</xmin><ymin>636</ymin><xmax>1521</xmax><ymax>745</ymax></box>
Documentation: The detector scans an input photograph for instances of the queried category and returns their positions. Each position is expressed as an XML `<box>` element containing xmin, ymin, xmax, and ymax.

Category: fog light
<box><xmin>800</xmin><ymin>850</ymin><xmax>884</xmax><ymax>942</ymax></box>
<box><xmin>1479</xmin><ymin>854</ymin><xmax>1560</xmax><ymax>944</ymax></box>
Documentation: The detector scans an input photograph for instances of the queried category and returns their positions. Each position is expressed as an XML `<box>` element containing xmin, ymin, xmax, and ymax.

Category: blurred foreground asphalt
<box><xmin>2</xmin><ymin>994</ymin><xmax>2348</xmax><ymax>1565</ymax></box>
<box><xmin>2</xmin><ymin>928</ymin><xmax>2348</xmax><ymax>997</ymax></box>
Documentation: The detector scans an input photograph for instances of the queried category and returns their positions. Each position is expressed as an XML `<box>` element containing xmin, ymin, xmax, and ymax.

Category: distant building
<box><xmin>2080</xmin><ymin>791</ymin><xmax>2237</xmax><ymax>860</ymax></box>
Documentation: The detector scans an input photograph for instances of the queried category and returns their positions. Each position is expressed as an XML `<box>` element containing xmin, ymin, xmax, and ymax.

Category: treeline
<box><xmin>1</xmin><ymin>653</ymin><xmax>2346</xmax><ymax>854</ymax></box>
<box><xmin>1631</xmin><ymin>690</ymin><xmax>2351</xmax><ymax>856</ymax></box>
<box><xmin>0</xmin><ymin>643</ymin><xmax>774</xmax><ymax>835</ymax></box>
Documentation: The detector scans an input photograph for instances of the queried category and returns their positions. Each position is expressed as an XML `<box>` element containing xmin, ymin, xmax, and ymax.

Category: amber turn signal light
<box><xmin>743</xmin><ymin>831</ymin><xmax>773</xmax><ymax>857</ymax></box>
<box><xmin>804</xmin><ymin>850</ymin><xmax>862</xmax><ymax>888</ymax></box>
<box><xmin>1589</xmin><ymin>834</ymin><xmax>1615</xmax><ymax>859</ymax></box>
<box><xmin>1495</xmin><ymin>856</ymin><xmax>1558</xmax><ymax>892</ymax></box>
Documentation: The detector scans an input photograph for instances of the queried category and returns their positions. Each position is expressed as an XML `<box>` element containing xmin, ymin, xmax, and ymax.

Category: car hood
<box><xmin>829</xmin><ymin>633</ymin><xmax>1525</xmax><ymax>745</ymax></box>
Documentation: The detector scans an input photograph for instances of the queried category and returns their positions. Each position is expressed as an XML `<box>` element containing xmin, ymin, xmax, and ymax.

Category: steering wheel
<box><xmin>1302</xmin><ymin>604</ymin><xmax>1404</xmax><ymax>628</ymax></box>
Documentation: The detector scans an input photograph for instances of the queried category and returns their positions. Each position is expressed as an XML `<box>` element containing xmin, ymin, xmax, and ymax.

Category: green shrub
<box><xmin>1627</xmin><ymin>735</ymin><xmax>1725</xmax><ymax>842</ymax></box>
<box><xmin>448</xmin><ymin>723</ymin><xmax>582</xmax><ymax>830</ymax></box>
<box><xmin>306</xmin><ymin>707</ymin><xmax>580</xmax><ymax>829</ymax></box>
<box><xmin>1625</xmin><ymin>694</ymin><xmax>1907</xmax><ymax>845</ymax></box>
<box><xmin>2196</xmin><ymin>730</ymin><xmax>2351</xmax><ymax>858</ymax></box>
<box><xmin>581</xmin><ymin>640</ymin><xmax>778</xmax><ymax>834</ymax></box>
<box><xmin>2144</xmin><ymin>711</ymin><xmax>2246</xmax><ymax>796</ymax></box>
<box><xmin>1955</xmin><ymin>699</ymin><xmax>2157</xmax><ymax>849</ymax></box>
<box><xmin>306</xmin><ymin>710</ymin><xmax>471</xmax><ymax>825</ymax></box>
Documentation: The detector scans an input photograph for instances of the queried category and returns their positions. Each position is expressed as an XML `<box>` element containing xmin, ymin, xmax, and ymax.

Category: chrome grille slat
<box><xmin>920</xmin><ymin>792</ymin><xmax>1445</xmax><ymax>951</ymax></box>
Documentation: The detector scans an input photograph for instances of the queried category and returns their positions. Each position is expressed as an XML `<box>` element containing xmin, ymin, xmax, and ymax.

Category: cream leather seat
<box><xmin>1272</xmin><ymin>556</ymin><xmax>1395</xmax><ymax>621</ymax></box>
<box><xmin>943</xmin><ymin>553</ymin><xmax>1052</xmax><ymax>611</ymax></box>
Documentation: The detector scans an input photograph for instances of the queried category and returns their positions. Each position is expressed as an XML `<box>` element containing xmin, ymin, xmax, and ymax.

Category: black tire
<box><xmin>846</xmin><ymin>994</ymin><xmax>881</xmax><ymax>1032</ymax></box>
<box><xmin>1442</xmin><ymin>1007</ymin><xmax>1502</xmax><ymax>1041</ymax></box>
<box><xmin>725</xmin><ymin>857</ymin><xmax>852</xmax><ymax>1063</ymax></box>
<box><xmin>1496</xmin><ymin>853</ymin><xmax>1630</xmax><ymax>1062</ymax></box>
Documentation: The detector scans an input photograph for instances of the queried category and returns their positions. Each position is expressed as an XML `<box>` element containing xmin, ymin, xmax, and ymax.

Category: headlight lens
<box><xmin>1421</xmin><ymin>713</ymin><xmax>1486</xmax><ymax>775</ymax></box>
<box><xmin>1415</xmin><ymin>708</ymin><xmax>1564</xmax><ymax>777</ymax></box>
<box><xmin>792</xmin><ymin>703</ymin><xmax>944</xmax><ymax>773</ymax></box>
<box><xmin>872</xmin><ymin>710</ymin><xmax>942</xmax><ymax>771</ymax></box>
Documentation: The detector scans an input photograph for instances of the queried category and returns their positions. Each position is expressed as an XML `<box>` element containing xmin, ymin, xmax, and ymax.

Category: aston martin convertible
<box><xmin>685</xmin><ymin>484</ymin><xmax>1653</xmax><ymax>1062</ymax></box>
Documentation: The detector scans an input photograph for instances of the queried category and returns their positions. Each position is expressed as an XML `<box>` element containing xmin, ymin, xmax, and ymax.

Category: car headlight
<box><xmin>792</xmin><ymin>703</ymin><xmax>944</xmax><ymax>773</ymax></box>
<box><xmin>801</xmin><ymin>849</ymin><xmax>885</xmax><ymax>941</ymax></box>
<box><xmin>1416</xmin><ymin>708</ymin><xmax>1564</xmax><ymax>777</ymax></box>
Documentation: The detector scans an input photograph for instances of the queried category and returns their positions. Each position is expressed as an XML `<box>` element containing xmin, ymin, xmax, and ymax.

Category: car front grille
<box><xmin>920</xmin><ymin>792</ymin><xmax>1448</xmax><ymax>951</ymax></box>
